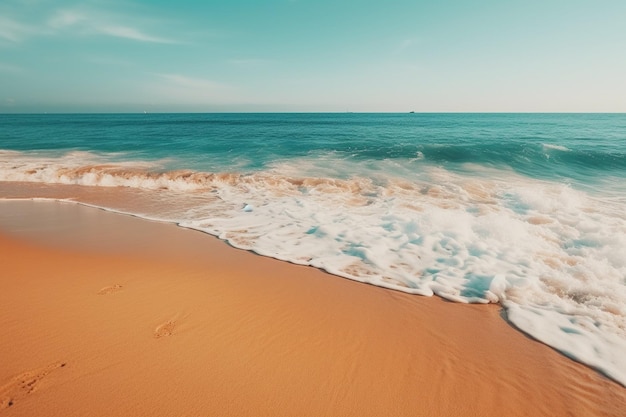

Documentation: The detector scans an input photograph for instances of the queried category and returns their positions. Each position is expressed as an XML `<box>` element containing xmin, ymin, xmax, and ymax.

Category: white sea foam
<box><xmin>1</xmin><ymin>150</ymin><xmax>625</xmax><ymax>386</ymax></box>
<box><xmin>543</xmin><ymin>143</ymin><xmax>571</xmax><ymax>151</ymax></box>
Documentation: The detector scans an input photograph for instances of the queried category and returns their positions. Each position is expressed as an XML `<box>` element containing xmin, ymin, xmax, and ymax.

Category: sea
<box><xmin>1</xmin><ymin>113</ymin><xmax>625</xmax><ymax>385</ymax></box>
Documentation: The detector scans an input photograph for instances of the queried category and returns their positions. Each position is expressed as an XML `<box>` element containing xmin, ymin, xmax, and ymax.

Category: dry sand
<box><xmin>0</xmin><ymin>199</ymin><xmax>624</xmax><ymax>417</ymax></box>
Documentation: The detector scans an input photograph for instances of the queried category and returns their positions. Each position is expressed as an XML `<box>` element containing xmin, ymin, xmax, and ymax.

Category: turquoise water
<box><xmin>2</xmin><ymin>113</ymin><xmax>625</xmax><ymax>183</ymax></box>
<box><xmin>1</xmin><ymin>113</ymin><xmax>625</xmax><ymax>385</ymax></box>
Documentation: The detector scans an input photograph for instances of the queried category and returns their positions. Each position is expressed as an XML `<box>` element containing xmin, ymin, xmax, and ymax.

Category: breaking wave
<box><xmin>1</xmin><ymin>149</ymin><xmax>625</xmax><ymax>386</ymax></box>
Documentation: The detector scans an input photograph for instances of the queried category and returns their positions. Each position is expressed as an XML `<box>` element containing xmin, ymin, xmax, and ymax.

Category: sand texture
<box><xmin>0</xmin><ymin>199</ymin><xmax>624</xmax><ymax>417</ymax></box>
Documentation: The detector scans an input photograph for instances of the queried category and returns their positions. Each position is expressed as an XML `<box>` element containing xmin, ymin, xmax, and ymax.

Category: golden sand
<box><xmin>0</xmin><ymin>200</ymin><xmax>624</xmax><ymax>416</ymax></box>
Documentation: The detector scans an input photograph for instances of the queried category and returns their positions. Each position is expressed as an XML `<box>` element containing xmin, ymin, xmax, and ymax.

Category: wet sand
<box><xmin>0</xmin><ymin>198</ymin><xmax>624</xmax><ymax>416</ymax></box>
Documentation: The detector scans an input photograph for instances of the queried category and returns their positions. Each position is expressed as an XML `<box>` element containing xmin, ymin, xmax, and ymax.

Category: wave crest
<box><xmin>2</xmin><ymin>149</ymin><xmax>626</xmax><ymax>386</ymax></box>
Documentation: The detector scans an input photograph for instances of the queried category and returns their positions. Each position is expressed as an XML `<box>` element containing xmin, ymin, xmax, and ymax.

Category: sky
<box><xmin>1</xmin><ymin>0</ymin><xmax>625</xmax><ymax>112</ymax></box>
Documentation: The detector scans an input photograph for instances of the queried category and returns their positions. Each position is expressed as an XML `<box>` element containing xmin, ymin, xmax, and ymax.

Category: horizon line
<box><xmin>1</xmin><ymin>111</ymin><xmax>625</xmax><ymax>115</ymax></box>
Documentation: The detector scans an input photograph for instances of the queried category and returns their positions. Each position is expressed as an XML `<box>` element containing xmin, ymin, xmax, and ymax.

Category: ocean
<box><xmin>1</xmin><ymin>113</ymin><xmax>625</xmax><ymax>385</ymax></box>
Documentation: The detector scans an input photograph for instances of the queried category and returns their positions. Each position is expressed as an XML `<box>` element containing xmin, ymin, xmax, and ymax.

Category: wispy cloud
<box><xmin>0</xmin><ymin>5</ymin><xmax>178</xmax><ymax>45</ymax></box>
<box><xmin>0</xmin><ymin>16</ymin><xmax>35</xmax><ymax>42</ymax></box>
<box><xmin>145</xmin><ymin>73</ymin><xmax>248</xmax><ymax>105</ymax></box>
<box><xmin>98</xmin><ymin>25</ymin><xmax>176</xmax><ymax>44</ymax></box>
<box><xmin>47</xmin><ymin>9</ymin><xmax>85</xmax><ymax>29</ymax></box>
<box><xmin>47</xmin><ymin>8</ymin><xmax>179</xmax><ymax>44</ymax></box>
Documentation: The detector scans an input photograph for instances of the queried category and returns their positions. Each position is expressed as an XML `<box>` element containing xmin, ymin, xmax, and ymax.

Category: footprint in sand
<box><xmin>154</xmin><ymin>320</ymin><xmax>177</xmax><ymax>339</ymax></box>
<box><xmin>0</xmin><ymin>362</ymin><xmax>66</xmax><ymax>410</ymax></box>
<box><xmin>97</xmin><ymin>284</ymin><xmax>123</xmax><ymax>295</ymax></box>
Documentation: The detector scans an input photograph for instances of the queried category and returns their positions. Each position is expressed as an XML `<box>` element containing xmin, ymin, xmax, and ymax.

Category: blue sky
<box><xmin>1</xmin><ymin>0</ymin><xmax>625</xmax><ymax>112</ymax></box>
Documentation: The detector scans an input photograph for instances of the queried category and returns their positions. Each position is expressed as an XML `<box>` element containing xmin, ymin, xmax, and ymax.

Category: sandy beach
<box><xmin>1</xmin><ymin>198</ymin><xmax>624</xmax><ymax>417</ymax></box>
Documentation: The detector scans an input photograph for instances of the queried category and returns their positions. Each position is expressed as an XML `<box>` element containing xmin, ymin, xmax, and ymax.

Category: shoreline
<box><xmin>1</xmin><ymin>198</ymin><xmax>625</xmax><ymax>416</ymax></box>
